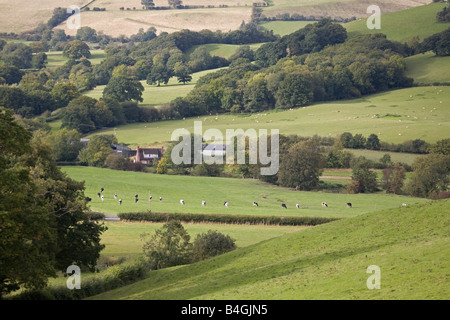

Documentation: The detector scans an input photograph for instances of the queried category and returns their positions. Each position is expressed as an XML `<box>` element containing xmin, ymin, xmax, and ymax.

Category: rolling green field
<box><xmin>405</xmin><ymin>52</ymin><xmax>450</xmax><ymax>85</ymax></box>
<box><xmin>87</xmin><ymin>86</ymin><xmax>450</xmax><ymax>147</ymax></box>
<box><xmin>61</xmin><ymin>166</ymin><xmax>429</xmax><ymax>218</ymax></box>
<box><xmin>84</xmin><ymin>67</ymin><xmax>227</xmax><ymax>106</ymax></box>
<box><xmin>186</xmin><ymin>43</ymin><xmax>265</xmax><ymax>59</ymax></box>
<box><xmin>46</xmin><ymin>49</ymin><xmax>107</xmax><ymax>69</ymax></box>
<box><xmin>99</xmin><ymin>221</ymin><xmax>307</xmax><ymax>260</ymax></box>
<box><xmin>344</xmin><ymin>2</ymin><xmax>449</xmax><ymax>42</ymax></box>
<box><xmin>88</xmin><ymin>199</ymin><xmax>449</xmax><ymax>300</ymax></box>
<box><xmin>259</xmin><ymin>20</ymin><xmax>317</xmax><ymax>36</ymax></box>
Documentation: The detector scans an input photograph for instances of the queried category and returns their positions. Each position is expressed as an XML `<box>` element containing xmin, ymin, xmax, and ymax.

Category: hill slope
<box><xmin>89</xmin><ymin>199</ymin><xmax>448</xmax><ymax>300</ymax></box>
<box><xmin>344</xmin><ymin>2</ymin><xmax>449</xmax><ymax>42</ymax></box>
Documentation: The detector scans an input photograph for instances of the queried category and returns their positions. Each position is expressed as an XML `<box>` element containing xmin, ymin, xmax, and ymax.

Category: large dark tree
<box><xmin>0</xmin><ymin>108</ymin><xmax>106</xmax><ymax>297</ymax></box>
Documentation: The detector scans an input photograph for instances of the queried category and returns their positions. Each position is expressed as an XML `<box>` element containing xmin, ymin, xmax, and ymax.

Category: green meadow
<box><xmin>405</xmin><ymin>52</ymin><xmax>450</xmax><ymax>85</ymax></box>
<box><xmin>46</xmin><ymin>49</ymin><xmax>107</xmax><ymax>69</ymax></box>
<box><xmin>61</xmin><ymin>166</ymin><xmax>428</xmax><ymax>218</ymax></box>
<box><xmin>88</xmin><ymin>199</ymin><xmax>449</xmax><ymax>300</ymax></box>
<box><xmin>344</xmin><ymin>3</ymin><xmax>450</xmax><ymax>43</ymax></box>
<box><xmin>99</xmin><ymin>221</ymin><xmax>307</xmax><ymax>261</ymax></box>
<box><xmin>258</xmin><ymin>20</ymin><xmax>317</xmax><ymax>36</ymax></box>
<box><xmin>87</xmin><ymin>86</ymin><xmax>450</xmax><ymax>147</ymax></box>
<box><xmin>84</xmin><ymin>67</ymin><xmax>227</xmax><ymax>106</ymax></box>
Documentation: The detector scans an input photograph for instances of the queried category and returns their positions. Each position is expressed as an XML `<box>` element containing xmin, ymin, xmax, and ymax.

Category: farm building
<box><xmin>202</xmin><ymin>144</ymin><xmax>227</xmax><ymax>157</ymax></box>
<box><xmin>111</xmin><ymin>144</ymin><xmax>136</xmax><ymax>158</ymax></box>
<box><xmin>135</xmin><ymin>146</ymin><xmax>164</xmax><ymax>165</ymax></box>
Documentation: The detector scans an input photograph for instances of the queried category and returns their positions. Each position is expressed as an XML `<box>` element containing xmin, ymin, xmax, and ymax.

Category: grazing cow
<box><xmin>202</xmin><ymin>200</ymin><xmax>206</xmax><ymax>206</ymax></box>
<box><xmin>119</xmin><ymin>199</ymin><xmax>122</xmax><ymax>205</ymax></box>
<box><xmin>322</xmin><ymin>202</ymin><xmax>328</xmax><ymax>207</ymax></box>
<box><xmin>282</xmin><ymin>203</ymin><xmax>287</xmax><ymax>209</ymax></box>
<box><xmin>180</xmin><ymin>200</ymin><xmax>185</xmax><ymax>205</ymax></box>
<box><xmin>347</xmin><ymin>203</ymin><xmax>352</xmax><ymax>208</ymax></box>
<box><xmin>253</xmin><ymin>202</ymin><xmax>258</xmax><ymax>207</ymax></box>
<box><xmin>296</xmin><ymin>204</ymin><xmax>300</xmax><ymax>209</ymax></box>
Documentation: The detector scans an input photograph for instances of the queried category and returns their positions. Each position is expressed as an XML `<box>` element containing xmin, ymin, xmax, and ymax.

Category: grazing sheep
<box><xmin>347</xmin><ymin>202</ymin><xmax>352</xmax><ymax>208</ymax></box>
<box><xmin>296</xmin><ymin>204</ymin><xmax>300</xmax><ymax>209</ymax></box>
<box><xmin>322</xmin><ymin>202</ymin><xmax>328</xmax><ymax>207</ymax></box>
<box><xmin>119</xmin><ymin>199</ymin><xmax>122</xmax><ymax>205</ymax></box>
<box><xmin>253</xmin><ymin>201</ymin><xmax>258</xmax><ymax>207</ymax></box>
<box><xmin>402</xmin><ymin>203</ymin><xmax>407</xmax><ymax>207</ymax></box>
<box><xmin>180</xmin><ymin>200</ymin><xmax>185</xmax><ymax>205</ymax></box>
<box><xmin>282</xmin><ymin>203</ymin><xmax>287</xmax><ymax>209</ymax></box>
<box><xmin>202</xmin><ymin>200</ymin><xmax>206</xmax><ymax>206</ymax></box>
<box><xmin>160</xmin><ymin>197</ymin><xmax>162</xmax><ymax>202</ymax></box>
<box><xmin>224</xmin><ymin>201</ymin><xmax>228</xmax><ymax>208</ymax></box>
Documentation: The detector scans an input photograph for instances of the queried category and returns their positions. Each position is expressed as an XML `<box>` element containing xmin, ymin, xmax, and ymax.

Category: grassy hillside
<box><xmin>344</xmin><ymin>2</ymin><xmax>449</xmax><ymax>42</ymax></box>
<box><xmin>99</xmin><ymin>221</ymin><xmax>307</xmax><ymax>260</ymax></box>
<box><xmin>405</xmin><ymin>52</ymin><xmax>450</xmax><ymax>85</ymax></box>
<box><xmin>87</xmin><ymin>86</ymin><xmax>450</xmax><ymax>146</ymax></box>
<box><xmin>84</xmin><ymin>67</ymin><xmax>227</xmax><ymax>106</ymax></box>
<box><xmin>88</xmin><ymin>199</ymin><xmax>449</xmax><ymax>300</ymax></box>
<box><xmin>61</xmin><ymin>166</ymin><xmax>428</xmax><ymax>217</ymax></box>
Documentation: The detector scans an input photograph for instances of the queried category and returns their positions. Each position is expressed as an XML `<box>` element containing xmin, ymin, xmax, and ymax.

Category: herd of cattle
<box><xmin>86</xmin><ymin>188</ymin><xmax>367</xmax><ymax>209</ymax></box>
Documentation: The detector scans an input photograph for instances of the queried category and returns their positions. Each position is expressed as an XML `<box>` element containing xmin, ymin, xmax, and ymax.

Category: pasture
<box><xmin>88</xmin><ymin>199</ymin><xmax>449</xmax><ymax>300</ymax></box>
<box><xmin>84</xmin><ymin>67</ymin><xmax>228</xmax><ymax>106</ymax></box>
<box><xmin>87</xmin><ymin>86</ymin><xmax>450</xmax><ymax>146</ymax></box>
<box><xmin>344</xmin><ymin>2</ymin><xmax>449</xmax><ymax>42</ymax></box>
<box><xmin>405</xmin><ymin>52</ymin><xmax>450</xmax><ymax>85</ymax></box>
<box><xmin>46</xmin><ymin>49</ymin><xmax>107</xmax><ymax>69</ymax></box>
<box><xmin>99</xmin><ymin>221</ymin><xmax>307</xmax><ymax>260</ymax></box>
<box><xmin>61</xmin><ymin>166</ymin><xmax>428</xmax><ymax>218</ymax></box>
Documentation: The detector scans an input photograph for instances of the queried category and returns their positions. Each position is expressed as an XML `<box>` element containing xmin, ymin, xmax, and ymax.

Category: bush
<box><xmin>192</xmin><ymin>230</ymin><xmax>236</xmax><ymax>262</ymax></box>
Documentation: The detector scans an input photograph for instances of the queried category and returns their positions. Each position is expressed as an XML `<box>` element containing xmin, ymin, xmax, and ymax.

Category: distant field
<box><xmin>88</xmin><ymin>86</ymin><xmax>450</xmax><ymax>146</ymax></box>
<box><xmin>0</xmin><ymin>0</ymin><xmax>88</xmax><ymax>34</ymax></box>
<box><xmin>59</xmin><ymin>6</ymin><xmax>253</xmax><ymax>37</ymax></box>
<box><xmin>46</xmin><ymin>49</ymin><xmax>106</xmax><ymax>69</ymax></box>
<box><xmin>186</xmin><ymin>43</ymin><xmax>265</xmax><ymax>59</ymax></box>
<box><xmin>61</xmin><ymin>166</ymin><xmax>428</xmax><ymax>217</ymax></box>
<box><xmin>258</xmin><ymin>20</ymin><xmax>315</xmax><ymax>36</ymax></box>
<box><xmin>345</xmin><ymin>149</ymin><xmax>424</xmax><ymax>165</ymax></box>
<box><xmin>262</xmin><ymin>0</ymin><xmax>431</xmax><ymax>20</ymax></box>
<box><xmin>344</xmin><ymin>2</ymin><xmax>449</xmax><ymax>42</ymax></box>
<box><xmin>405</xmin><ymin>52</ymin><xmax>450</xmax><ymax>85</ymax></box>
<box><xmin>84</xmin><ymin>67</ymin><xmax>226</xmax><ymax>105</ymax></box>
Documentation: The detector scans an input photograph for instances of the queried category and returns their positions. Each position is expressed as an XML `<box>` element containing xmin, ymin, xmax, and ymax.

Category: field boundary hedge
<box><xmin>117</xmin><ymin>211</ymin><xmax>339</xmax><ymax>226</ymax></box>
